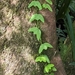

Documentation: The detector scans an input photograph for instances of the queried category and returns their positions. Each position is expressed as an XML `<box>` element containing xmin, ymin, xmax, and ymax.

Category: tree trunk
<box><xmin>0</xmin><ymin>0</ymin><xmax>66</xmax><ymax>75</ymax></box>
<box><xmin>40</xmin><ymin>0</ymin><xmax>67</xmax><ymax>75</ymax></box>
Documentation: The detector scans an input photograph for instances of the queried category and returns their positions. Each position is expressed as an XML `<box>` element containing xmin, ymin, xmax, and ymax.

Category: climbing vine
<box><xmin>28</xmin><ymin>0</ymin><xmax>57</xmax><ymax>75</ymax></box>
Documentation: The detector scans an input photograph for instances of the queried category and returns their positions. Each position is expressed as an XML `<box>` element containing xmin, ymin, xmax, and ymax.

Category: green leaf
<box><xmin>35</xmin><ymin>55</ymin><xmax>50</xmax><ymax>63</ymax></box>
<box><xmin>52</xmin><ymin>67</ymin><xmax>57</xmax><ymax>71</ymax></box>
<box><xmin>43</xmin><ymin>3</ymin><xmax>52</xmax><ymax>12</ymax></box>
<box><xmin>46</xmin><ymin>0</ymin><xmax>52</xmax><ymax>5</ymax></box>
<box><xmin>50</xmin><ymin>73</ymin><xmax>54</xmax><ymax>75</ymax></box>
<box><xmin>39</xmin><ymin>43</ymin><xmax>53</xmax><ymax>54</ymax></box>
<box><xmin>44</xmin><ymin>64</ymin><xmax>54</xmax><ymax>73</ymax></box>
<box><xmin>69</xmin><ymin>62</ymin><xmax>75</xmax><ymax>66</ymax></box>
<box><xmin>28</xmin><ymin>1</ymin><xmax>42</xmax><ymax>10</ymax></box>
<box><xmin>29</xmin><ymin>14</ymin><xmax>44</xmax><ymax>23</ymax></box>
<box><xmin>28</xmin><ymin>27</ymin><xmax>41</xmax><ymax>41</ymax></box>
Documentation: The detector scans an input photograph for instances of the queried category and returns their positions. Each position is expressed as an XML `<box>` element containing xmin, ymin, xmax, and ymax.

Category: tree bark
<box><xmin>0</xmin><ymin>0</ymin><xmax>66</xmax><ymax>75</ymax></box>
<box><xmin>40</xmin><ymin>0</ymin><xmax>67</xmax><ymax>75</ymax></box>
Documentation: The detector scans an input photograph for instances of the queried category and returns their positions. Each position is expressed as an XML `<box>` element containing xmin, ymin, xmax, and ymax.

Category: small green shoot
<box><xmin>35</xmin><ymin>55</ymin><xmax>50</xmax><ymax>63</ymax></box>
<box><xmin>39</xmin><ymin>43</ymin><xmax>53</xmax><ymax>54</ymax></box>
<box><xmin>44</xmin><ymin>64</ymin><xmax>54</xmax><ymax>73</ymax></box>
<box><xmin>52</xmin><ymin>67</ymin><xmax>57</xmax><ymax>71</ymax></box>
<box><xmin>46</xmin><ymin>0</ymin><xmax>53</xmax><ymax>5</ymax></box>
<box><xmin>28</xmin><ymin>1</ymin><xmax>42</xmax><ymax>10</ymax></box>
<box><xmin>28</xmin><ymin>27</ymin><xmax>41</xmax><ymax>41</ymax></box>
<box><xmin>29</xmin><ymin>14</ymin><xmax>44</xmax><ymax>23</ymax></box>
<box><xmin>43</xmin><ymin>3</ymin><xmax>52</xmax><ymax>12</ymax></box>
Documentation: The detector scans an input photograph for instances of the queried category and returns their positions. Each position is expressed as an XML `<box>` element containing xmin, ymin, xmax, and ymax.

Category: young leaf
<box><xmin>52</xmin><ymin>67</ymin><xmax>57</xmax><ymax>71</ymax></box>
<box><xmin>46</xmin><ymin>0</ymin><xmax>52</xmax><ymax>5</ymax></box>
<box><xmin>35</xmin><ymin>55</ymin><xmax>50</xmax><ymax>63</ymax></box>
<box><xmin>28</xmin><ymin>1</ymin><xmax>42</xmax><ymax>10</ymax></box>
<box><xmin>43</xmin><ymin>3</ymin><xmax>52</xmax><ymax>12</ymax></box>
<box><xmin>39</xmin><ymin>43</ymin><xmax>53</xmax><ymax>54</ymax></box>
<box><xmin>28</xmin><ymin>27</ymin><xmax>41</xmax><ymax>41</ymax></box>
<box><xmin>44</xmin><ymin>64</ymin><xmax>54</xmax><ymax>73</ymax></box>
<box><xmin>29</xmin><ymin>14</ymin><xmax>44</xmax><ymax>23</ymax></box>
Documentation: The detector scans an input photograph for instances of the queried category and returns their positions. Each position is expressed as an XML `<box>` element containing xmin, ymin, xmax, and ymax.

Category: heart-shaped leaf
<box><xmin>44</xmin><ymin>64</ymin><xmax>54</xmax><ymax>73</ymax></box>
<box><xmin>46</xmin><ymin>0</ymin><xmax>52</xmax><ymax>5</ymax></box>
<box><xmin>28</xmin><ymin>1</ymin><xmax>42</xmax><ymax>10</ymax></box>
<box><xmin>35</xmin><ymin>55</ymin><xmax>50</xmax><ymax>63</ymax></box>
<box><xmin>43</xmin><ymin>3</ymin><xmax>52</xmax><ymax>12</ymax></box>
<box><xmin>39</xmin><ymin>43</ymin><xmax>53</xmax><ymax>54</ymax></box>
<box><xmin>28</xmin><ymin>27</ymin><xmax>41</xmax><ymax>41</ymax></box>
<box><xmin>29</xmin><ymin>14</ymin><xmax>44</xmax><ymax>23</ymax></box>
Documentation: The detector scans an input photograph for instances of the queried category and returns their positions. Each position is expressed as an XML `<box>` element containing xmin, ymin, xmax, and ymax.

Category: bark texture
<box><xmin>0</xmin><ymin>0</ymin><xmax>66</xmax><ymax>75</ymax></box>
<box><xmin>0</xmin><ymin>0</ymin><xmax>43</xmax><ymax>75</ymax></box>
<box><xmin>40</xmin><ymin>0</ymin><xmax>67</xmax><ymax>75</ymax></box>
